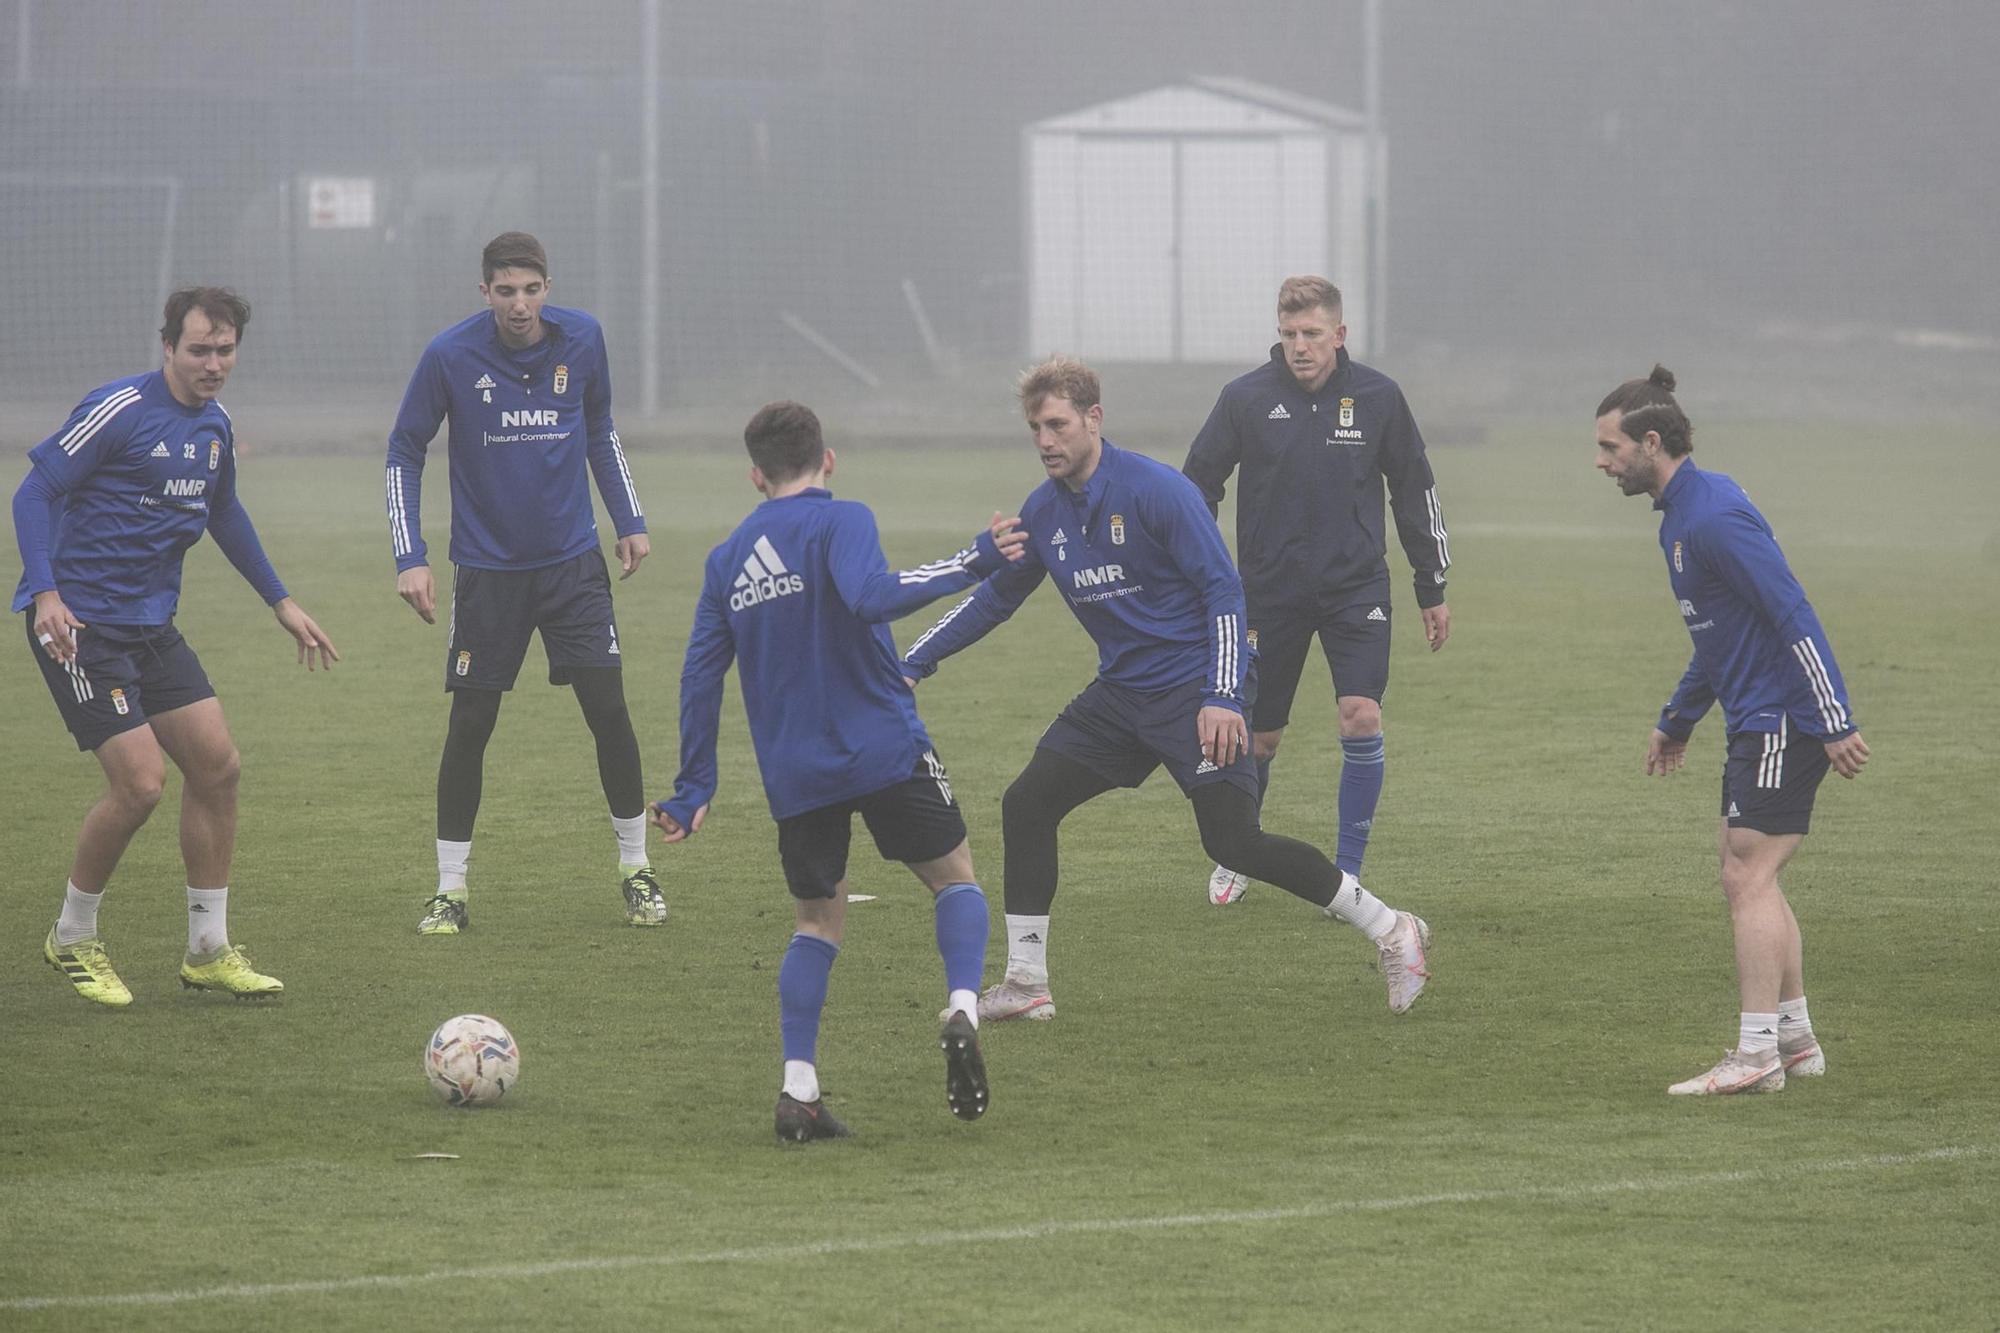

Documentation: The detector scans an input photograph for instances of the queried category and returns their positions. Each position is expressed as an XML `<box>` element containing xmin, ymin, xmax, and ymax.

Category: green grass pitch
<box><xmin>2</xmin><ymin>420</ymin><xmax>1996</xmax><ymax>1330</ymax></box>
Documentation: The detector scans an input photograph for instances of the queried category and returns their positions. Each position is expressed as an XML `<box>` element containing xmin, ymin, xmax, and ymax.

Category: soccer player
<box><xmin>651</xmin><ymin>401</ymin><xmax>1026</xmax><ymax>1142</ymax></box>
<box><xmin>386</xmin><ymin>231</ymin><xmax>663</xmax><ymax>935</ymax></box>
<box><xmin>904</xmin><ymin>357</ymin><xmax>1433</xmax><ymax>1020</ymax></box>
<box><xmin>1595</xmin><ymin>366</ymin><xmax>1867</xmax><ymax>1096</ymax></box>
<box><xmin>1183</xmin><ymin>277</ymin><xmax>1451</xmax><ymax>907</ymax></box>
<box><xmin>15</xmin><ymin>287</ymin><xmax>340</xmax><ymax>1006</ymax></box>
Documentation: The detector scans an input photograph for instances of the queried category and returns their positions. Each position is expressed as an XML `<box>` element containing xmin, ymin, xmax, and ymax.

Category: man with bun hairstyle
<box><xmin>1596</xmin><ymin>365</ymin><xmax>1868</xmax><ymax>1096</ymax></box>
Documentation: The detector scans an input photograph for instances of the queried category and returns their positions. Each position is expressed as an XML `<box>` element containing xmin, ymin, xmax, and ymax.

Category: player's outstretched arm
<box><xmin>833</xmin><ymin>505</ymin><xmax>1029</xmax><ymax>624</ymax></box>
<box><xmin>273</xmin><ymin>597</ymin><xmax>340</xmax><ymax>671</ymax></box>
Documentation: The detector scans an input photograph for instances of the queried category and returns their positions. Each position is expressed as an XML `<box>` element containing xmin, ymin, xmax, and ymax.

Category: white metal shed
<box><xmin>1025</xmin><ymin>76</ymin><xmax>1376</xmax><ymax>363</ymax></box>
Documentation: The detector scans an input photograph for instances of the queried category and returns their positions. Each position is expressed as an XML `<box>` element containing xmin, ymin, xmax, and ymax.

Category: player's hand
<box><xmin>31</xmin><ymin>589</ymin><xmax>85</xmax><ymax>665</ymax></box>
<box><xmin>1645</xmin><ymin>728</ymin><xmax>1687</xmax><ymax>775</ymax></box>
<box><xmin>1198</xmin><ymin>704</ymin><xmax>1248</xmax><ymax>768</ymax></box>
<box><xmin>650</xmin><ymin>802</ymin><xmax>708</xmax><ymax>843</ymax></box>
<box><xmin>397</xmin><ymin>565</ymin><xmax>437</xmax><ymax>623</ymax></box>
<box><xmin>1422</xmin><ymin>601</ymin><xmax>1451</xmax><ymax>652</ymax></box>
<box><xmin>1824</xmin><ymin>730</ymin><xmax>1870</xmax><ymax>778</ymax></box>
<box><xmin>989</xmin><ymin>512</ymin><xmax>1030</xmax><ymax>564</ymax></box>
<box><xmin>902</xmin><ymin>675</ymin><xmax>918</xmax><ymax>689</ymax></box>
<box><xmin>274</xmin><ymin>597</ymin><xmax>341</xmax><ymax>671</ymax></box>
<box><xmin>616</xmin><ymin>533</ymin><xmax>651</xmax><ymax>580</ymax></box>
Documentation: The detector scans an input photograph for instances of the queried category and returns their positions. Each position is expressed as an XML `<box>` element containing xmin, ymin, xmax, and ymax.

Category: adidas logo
<box><xmin>150</xmin><ymin>442</ymin><xmax>171</xmax><ymax>457</ymax></box>
<box><xmin>728</xmin><ymin>535</ymin><xmax>804</xmax><ymax>611</ymax></box>
<box><xmin>1017</xmin><ymin>932</ymin><xmax>1043</xmax><ymax>944</ymax></box>
<box><xmin>1267</xmin><ymin>404</ymin><xmax>1291</xmax><ymax>420</ymax></box>
<box><xmin>1366</xmin><ymin>606</ymin><xmax>1387</xmax><ymax>622</ymax></box>
<box><xmin>1049</xmin><ymin>527</ymin><xmax>1068</xmax><ymax>545</ymax></box>
<box><xmin>1727</xmin><ymin>801</ymin><xmax>1741</xmax><ymax>817</ymax></box>
<box><xmin>1195</xmin><ymin>758</ymin><xmax>1219</xmax><ymax>774</ymax></box>
<box><xmin>474</xmin><ymin>374</ymin><xmax>496</xmax><ymax>390</ymax></box>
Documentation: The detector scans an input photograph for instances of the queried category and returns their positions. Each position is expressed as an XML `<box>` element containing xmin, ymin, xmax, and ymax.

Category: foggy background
<box><xmin>3</xmin><ymin>0</ymin><xmax>1997</xmax><ymax>439</ymax></box>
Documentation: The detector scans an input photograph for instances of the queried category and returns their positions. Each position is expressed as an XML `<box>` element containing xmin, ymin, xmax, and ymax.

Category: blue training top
<box><xmin>1654</xmin><ymin>461</ymin><xmax>1856</xmax><ymax>741</ymax></box>
<box><xmin>904</xmin><ymin>440</ymin><xmax>1250</xmax><ymax>711</ymax></box>
<box><xmin>12</xmin><ymin>370</ymin><xmax>287</xmax><ymax>624</ymax></box>
<box><xmin>658</xmin><ymin>490</ymin><xmax>1007</xmax><ymax>825</ymax></box>
<box><xmin>384</xmin><ymin>305</ymin><xmax>645</xmax><ymax>573</ymax></box>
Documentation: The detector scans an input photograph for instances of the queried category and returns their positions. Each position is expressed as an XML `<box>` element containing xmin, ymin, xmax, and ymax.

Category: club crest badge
<box><xmin>1247</xmin><ymin>628</ymin><xmax>1259</xmax><ymax>651</ymax></box>
<box><xmin>553</xmin><ymin>364</ymin><xmax>569</xmax><ymax>394</ymax></box>
<box><xmin>1672</xmin><ymin>540</ymin><xmax>1684</xmax><ymax>573</ymax></box>
<box><xmin>456</xmin><ymin>650</ymin><xmax>472</xmax><ymax>677</ymax></box>
<box><xmin>111</xmin><ymin>688</ymin><xmax>130</xmax><ymax>716</ymax></box>
<box><xmin>1109</xmin><ymin>514</ymin><xmax>1126</xmax><ymax>545</ymax></box>
<box><xmin>208</xmin><ymin>440</ymin><xmax>221</xmax><ymax>471</ymax></box>
<box><xmin>1339</xmin><ymin>397</ymin><xmax>1355</xmax><ymax>429</ymax></box>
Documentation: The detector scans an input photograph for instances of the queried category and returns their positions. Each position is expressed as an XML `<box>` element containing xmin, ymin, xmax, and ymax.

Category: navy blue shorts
<box><xmin>1248</xmin><ymin>600</ymin><xmax>1392</xmax><ymax>732</ymax></box>
<box><xmin>1721</xmin><ymin>724</ymin><xmax>1830</xmax><ymax>836</ymax></box>
<box><xmin>1037</xmin><ymin>674</ymin><xmax>1260</xmax><ymax>799</ymax></box>
<box><xmin>775</xmin><ymin>750</ymin><xmax>968</xmax><ymax>899</ymax></box>
<box><xmin>446</xmin><ymin>549</ymin><xmax>623</xmax><ymax>691</ymax></box>
<box><xmin>25</xmin><ymin>613</ymin><xmax>216</xmax><ymax>751</ymax></box>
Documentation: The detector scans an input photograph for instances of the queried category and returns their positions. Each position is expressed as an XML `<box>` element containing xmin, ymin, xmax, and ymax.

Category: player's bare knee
<box><xmin>110</xmin><ymin>767</ymin><xmax>168</xmax><ymax>816</ymax></box>
<box><xmin>186</xmin><ymin>745</ymin><xmax>241</xmax><ymax>799</ymax></box>
<box><xmin>1337</xmin><ymin>696</ymin><xmax>1382</xmax><ymax>735</ymax></box>
<box><xmin>912</xmin><ymin>840</ymin><xmax>975</xmax><ymax>891</ymax></box>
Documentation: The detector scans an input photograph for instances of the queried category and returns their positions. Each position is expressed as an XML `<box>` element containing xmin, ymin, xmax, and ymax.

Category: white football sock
<box><xmin>56</xmin><ymin>881</ymin><xmax>102</xmax><ymax>946</ymax></box>
<box><xmin>782</xmin><ymin>1059</ymin><xmax>820</xmax><ymax>1103</ymax></box>
<box><xmin>612</xmin><ymin>814</ymin><xmax>648</xmax><ymax>868</ymax></box>
<box><xmin>1004</xmin><ymin>914</ymin><xmax>1050</xmax><ymax>983</ymax></box>
<box><xmin>187</xmin><ymin>886</ymin><xmax>229</xmax><ymax>957</ymax></box>
<box><xmin>947</xmin><ymin>988</ymin><xmax>980</xmax><ymax>1028</ymax></box>
<box><xmin>437</xmin><ymin>839</ymin><xmax>472</xmax><ymax>895</ymax></box>
<box><xmin>1738</xmin><ymin>1012</ymin><xmax>1780</xmax><ymax>1056</ymax></box>
<box><xmin>1777</xmin><ymin>996</ymin><xmax>1813</xmax><ymax>1038</ymax></box>
<box><xmin>1328</xmin><ymin>871</ymin><xmax>1397</xmax><ymax>940</ymax></box>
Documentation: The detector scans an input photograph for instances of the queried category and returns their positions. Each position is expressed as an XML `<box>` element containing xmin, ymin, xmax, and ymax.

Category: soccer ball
<box><xmin>425</xmin><ymin>1014</ymin><xmax>520</xmax><ymax>1108</ymax></box>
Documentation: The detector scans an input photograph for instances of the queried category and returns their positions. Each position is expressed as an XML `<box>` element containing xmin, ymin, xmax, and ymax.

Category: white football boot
<box><xmin>1778</xmin><ymin>1033</ymin><xmax>1826</xmax><ymax>1077</ymax></box>
<box><xmin>1207</xmin><ymin>864</ymin><xmax>1248</xmax><ymax>905</ymax></box>
<box><xmin>1667</xmin><ymin>1048</ymin><xmax>1785</xmax><ymax>1096</ymax></box>
<box><xmin>1376</xmin><ymin>911</ymin><xmax>1431</xmax><ymax>1014</ymax></box>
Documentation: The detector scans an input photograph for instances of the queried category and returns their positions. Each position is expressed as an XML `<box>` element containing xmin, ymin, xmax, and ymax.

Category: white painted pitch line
<box><xmin>1</xmin><ymin>1145</ymin><xmax>1985</xmax><ymax>1313</ymax></box>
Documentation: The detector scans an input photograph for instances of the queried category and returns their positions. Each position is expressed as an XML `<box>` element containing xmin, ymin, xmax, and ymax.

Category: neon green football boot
<box><xmin>621</xmin><ymin>866</ymin><xmax>668</xmax><ymax>927</ymax></box>
<box><xmin>179</xmin><ymin>944</ymin><xmax>284</xmax><ymax>998</ymax></box>
<box><xmin>45</xmin><ymin>927</ymin><xmax>133</xmax><ymax>1007</ymax></box>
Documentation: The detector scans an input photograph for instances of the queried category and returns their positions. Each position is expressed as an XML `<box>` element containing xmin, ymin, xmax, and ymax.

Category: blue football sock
<box><xmin>1336</xmin><ymin>734</ymin><xmax>1385</xmax><ymax>875</ymax></box>
<box><xmin>933</xmin><ymin>882</ymin><xmax>989</xmax><ymax>996</ymax></box>
<box><xmin>778</xmin><ymin>932</ymin><xmax>840</xmax><ymax>1065</ymax></box>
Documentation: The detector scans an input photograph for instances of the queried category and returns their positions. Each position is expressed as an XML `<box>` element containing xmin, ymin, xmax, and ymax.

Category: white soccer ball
<box><xmin>425</xmin><ymin>1014</ymin><xmax>520</xmax><ymax>1108</ymax></box>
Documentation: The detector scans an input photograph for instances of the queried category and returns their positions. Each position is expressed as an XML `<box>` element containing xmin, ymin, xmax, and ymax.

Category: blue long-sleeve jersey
<box><xmin>384</xmin><ymin>305</ymin><xmax>644</xmax><ymax>572</ymax></box>
<box><xmin>1653</xmin><ymin>462</ymin><xmax>1856</xmax><ymax>742</ymax></box>
<box><xmin>1183</xmin><ymin>345</ymin><xmax>1450</xmax><ymax>615</ymax></box>
<box><xmin>904</xmin><ymin>442</ymin><xmax>1250</xmax><ymax>711</ymax></box>
<box><xmin>12</xmin><ymin>371</ymin><xmax>287</xmax><ymax>623</ymax></box>
<box><xmin>658</xmin><ymin>490</ymin><xmax>1007</xmax><ymax>826</ymax></box>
